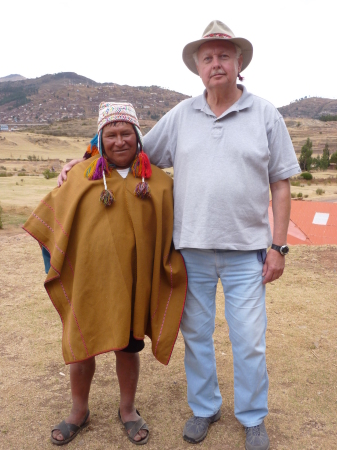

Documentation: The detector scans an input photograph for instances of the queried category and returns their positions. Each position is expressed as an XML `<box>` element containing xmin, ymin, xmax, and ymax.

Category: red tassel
<box><xmin>131</xmin><ymin>151</ymin><xmax>152</xmax><ymax>179</ymax></box>
<box><xmin>238</xmin><ymin>73</ymin><xmax>244</xmax><ymax>81</ymax></box>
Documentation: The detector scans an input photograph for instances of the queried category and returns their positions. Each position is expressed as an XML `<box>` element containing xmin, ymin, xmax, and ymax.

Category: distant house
<box><xmin>269</xmin><ymin>200</ymin><xmax>337</xmax><ymax>245</ymax></box>
<box><xmin>0</xmin><ymin>124</ymin><xmax>9</xmax><ymax>131</ymax></box>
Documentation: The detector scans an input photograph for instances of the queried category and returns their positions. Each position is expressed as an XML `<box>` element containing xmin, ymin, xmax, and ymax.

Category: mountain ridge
<box><xmin>0</xmin><ymin>72</ymin><xmax>189</xmax><ymax>127</ymax></box>
<box><xmin>0</xmin><ymin>74</ymin><xmax>27</xmax><ymax>83</ymax></box>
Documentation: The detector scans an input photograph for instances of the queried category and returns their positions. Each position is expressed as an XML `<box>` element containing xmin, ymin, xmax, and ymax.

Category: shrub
<box><xmin>0</xmin><ymin>172</ymin><xmax>13</xmax><ymax>177</ymax></box>
<box><xmin>43</xmin><ymin>169</ymin><xmax>59</xmax><ymax>179</ymax></box>
<box><xmin>0</xmin><ymin>166</ymin><xmax>6</xmax><ymax>170</ymax></box>
<box><xmin>291</xmin><ymin>193</ymin><xmax>296</xmax><ymax>198</ymax></box>
<box><xmin>300</xmin><ymin>172</ymin><xmax>313</xmax><ymax>180</ymax></box>
<box><xmin>316</xmin><ymin>188</ymin><xmax>325</xmax><ymax>195</ymax></box>
<box><xmin>17</xmin><ymin>172</ymin><xmax>28</xmax><ymax>176</ymax></box>
<box><xmin>304</xmin><ymin>195</ymin><xmax>309</xmax><ymax>198</ymax></box>
<box><xmin>297</xmin><ymin>192</ymin><xmax>303</xmax><ymax>198</ymax></box>
<box><xmin>28</xmin><ymin>154</ymin><xmax>40</xmax><ymax>161</ymax></box>
<box><xmin>291</xmin><ymin>181</ymin><xmax>300</xmax><ymax>186</ymax></box>
<box><xmin>319</xmin><ymin>114</ymin><xmax>337</xmax><ymax>122</ymax></box>
<box><xmin>0</xmin><ymin>204</ymin><xmax>3</xmax><ymax>229</ymax></box>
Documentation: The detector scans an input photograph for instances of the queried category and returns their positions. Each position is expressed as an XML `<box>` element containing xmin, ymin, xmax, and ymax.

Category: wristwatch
<box><xmin>271</xmin><ymin>244</ymin><xmax>289</xmax><ymax>256</ymax></box>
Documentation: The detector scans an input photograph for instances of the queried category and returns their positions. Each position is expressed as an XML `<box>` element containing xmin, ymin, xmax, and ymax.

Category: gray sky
<box><xmin>1</xmin><ymin>0</ymin><xmax>335</xmax><ymax>107</ymax></box>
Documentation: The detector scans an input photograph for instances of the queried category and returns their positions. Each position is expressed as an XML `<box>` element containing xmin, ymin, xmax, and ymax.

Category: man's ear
<box><xmin>196</xmin><ymin>63</ymin><xmax>201</xmax><ymax>77</ymax></box>
<box><xmin>238</xmin><ymin>54</ymin><xmax>243</xmax><ymax>73</ymax></box>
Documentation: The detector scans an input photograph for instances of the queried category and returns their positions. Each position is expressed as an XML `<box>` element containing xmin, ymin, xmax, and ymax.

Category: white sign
<box><xmin>312</xmin><ymin>213</ymin><xmax>329</xmax><ymax>225</ymax></box>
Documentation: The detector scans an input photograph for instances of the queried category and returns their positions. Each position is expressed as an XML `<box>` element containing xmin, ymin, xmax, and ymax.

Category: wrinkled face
<box><xmin>102</xmin><ymin>122</ymin><xmax>138</xmax><ymax>169</ymax></box>
<box><xmin>196</xmin><ymin>40</ymin><xmax>243</xmax><ymax>91</ymax></box>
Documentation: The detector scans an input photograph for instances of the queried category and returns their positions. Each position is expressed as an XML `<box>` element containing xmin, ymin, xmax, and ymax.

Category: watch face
<box><xmin>280</xmin><ymin>245</ymin><xmax>289</xmax><ymax>255</ymax></box>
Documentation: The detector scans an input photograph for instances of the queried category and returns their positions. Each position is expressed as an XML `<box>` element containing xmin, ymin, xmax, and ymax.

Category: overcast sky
<box><xmin>1</xmin><ymin>0</ymin><xmax>335</xmax><ymax>108</ymax></box>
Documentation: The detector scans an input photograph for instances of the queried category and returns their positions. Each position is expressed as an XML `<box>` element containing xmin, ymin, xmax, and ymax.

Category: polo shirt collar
<box><xmin>191</xmin><ymin>84</ymin><xmax>253</xmax><ymax>119</ymax></box>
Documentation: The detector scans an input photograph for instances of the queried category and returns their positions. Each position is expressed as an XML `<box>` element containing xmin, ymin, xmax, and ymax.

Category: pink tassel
<box><xmin>238</xmin><ymin>73</ymin><xmax>244</xmax><ymax>81</ymax></box>
<box><xmin>92</xmin><ymin>156</ymin><xmax>109</xmax><ymax>180</ymax></box>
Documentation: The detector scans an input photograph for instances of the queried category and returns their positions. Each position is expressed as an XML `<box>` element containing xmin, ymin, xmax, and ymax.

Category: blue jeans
<box><xmin>180</xmin><ymin>249</ymin><xmax>268</xmax><ymax>427</ymax></box>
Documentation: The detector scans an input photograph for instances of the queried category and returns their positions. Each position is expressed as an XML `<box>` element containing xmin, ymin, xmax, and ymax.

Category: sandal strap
<box><xmin>124</xmin><ymin>418</ymin><xmax>149</xmax><ymax>440</ymax></box>
<box><xmin>52</xmin><ymin>420</ymin><xmax>79</xmax><ymax>440</ymax></box>
<box><xmin>51</xmin><ymin>410</ymin><xmax>90</xmax><ymax>440</ymax></box>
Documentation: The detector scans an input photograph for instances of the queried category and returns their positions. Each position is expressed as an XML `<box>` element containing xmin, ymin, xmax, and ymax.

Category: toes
<box><xmin>133</xmin><ymin>433</ymin><xmax>141</xmax><ymax>442</ymax></box>
<box><xmin>132</xmin><ymin>430</ymin><xmax>148</xmax><ymax>442</ymax></box>
<box><xmin>52</xmin><ymin>429</ymin><xmax>74</xmax><ymax>441</ymax></box>
<box><xmin>139</xmin><ymin>429</ymin><xmax>148</xmax><ymax>439</ymax></box>
<box><xmin>52</xmin><ymin>430</ymin><xmax>64</xmax><ymax>441</ymax></box>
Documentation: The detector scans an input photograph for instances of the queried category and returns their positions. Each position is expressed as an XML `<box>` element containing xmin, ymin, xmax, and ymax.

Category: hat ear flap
<box><xmin>98</xmin><ymin>130</ymin><xmax>104</xmax><ymax>156</ymax></box>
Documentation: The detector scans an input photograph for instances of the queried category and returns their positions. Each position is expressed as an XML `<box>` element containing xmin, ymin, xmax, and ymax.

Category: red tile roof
<box><xmin>269</xmin><ymin>200</ymin><xmax>337</xmax><ymax>245</ymax></box>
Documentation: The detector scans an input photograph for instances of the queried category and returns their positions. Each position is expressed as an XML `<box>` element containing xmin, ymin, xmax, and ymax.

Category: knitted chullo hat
<box><xmin>98</xmin><ymin>102</ymin><xmax>144</xmax><ymax>147</ymax></box>
<box><xmin>85</xmin><ymin>102</ymin><xmax>152</xmax><ymax>206</ymax></box>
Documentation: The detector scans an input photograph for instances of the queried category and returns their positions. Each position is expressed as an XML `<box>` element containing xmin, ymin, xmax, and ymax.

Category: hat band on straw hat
<box><xmin>203</xmin><ymin>33</ymin><xmax>232</xmax><ymax>39</ymax></box>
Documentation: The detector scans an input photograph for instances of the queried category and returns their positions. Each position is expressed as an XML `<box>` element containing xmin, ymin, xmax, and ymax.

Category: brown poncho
<box><xmin>23</xmin><ymin>159</ymin><xmax>187</xmax><ymax>365</ymax></box>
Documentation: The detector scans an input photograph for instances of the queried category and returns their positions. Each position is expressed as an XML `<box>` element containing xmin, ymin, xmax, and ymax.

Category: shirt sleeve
<box><xmin>143</xmin><ymin>106</ymin><xmax>179</xmax><ymax>168</ymax></box>
<box><xmin>268</xmin><ymin>116</ymin><xmax>301</xmax><ymax>183</ymax></box>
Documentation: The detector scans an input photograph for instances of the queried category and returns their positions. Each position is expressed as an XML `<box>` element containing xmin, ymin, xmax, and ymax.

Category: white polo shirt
<box><xmin>143</xmin><ymin>85</ymin><xmax>301</xmax><ymax>250</ymax></box>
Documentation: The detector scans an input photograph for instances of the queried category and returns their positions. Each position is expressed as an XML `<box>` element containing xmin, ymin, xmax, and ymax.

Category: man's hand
<box><xmin>262</xmin><ymin>249</ymin><xmax>285</xmax><ymax>284</ymax></box>
<box><xmin>57</xmin><ymin>158</ymin><xmax>85</xmax><ymax>187</ymax></box>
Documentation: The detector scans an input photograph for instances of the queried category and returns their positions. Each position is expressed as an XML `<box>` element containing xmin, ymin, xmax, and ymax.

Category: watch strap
<box><xmin>271</xmin><ymin>244</ymin><xmax>281</xmax><ymax>252</ymax></box>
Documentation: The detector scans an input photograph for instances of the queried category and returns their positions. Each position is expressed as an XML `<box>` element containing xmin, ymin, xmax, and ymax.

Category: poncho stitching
<box><xmin>41</xmin><ymin>200</ymin><xmax>69</xmax><ymax>237</ymax></box>
<box><xmin>59</xmin><ymin>280</ymin><xmax>90</xmax><ymax>357</ymax></box>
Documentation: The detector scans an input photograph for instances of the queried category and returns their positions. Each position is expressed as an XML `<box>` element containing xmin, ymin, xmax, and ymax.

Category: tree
<box><xmin>311</xmin><ymin>155</ymin><xmax>321</xmax><ymax>170</ymax></box>
<box><xmin>320</xmin><ymin>143</ymin><xmax>330</xmax><ymax>170</ymax></box>
<box><xmin>330</xmin><ymin>151</ymin><xmax>337</xmax><ymax>164</ymax></box>
<box><xmin>299</xmin><ymin>138</ymin><xmax>313</xmax><ymax>171</ymax></box>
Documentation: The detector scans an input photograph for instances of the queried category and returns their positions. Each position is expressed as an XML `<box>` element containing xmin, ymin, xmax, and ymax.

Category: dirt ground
<box><xmin>0</xmin><ymin>232</ymin><xmax>336</xmax><ymax>450</ymax></box>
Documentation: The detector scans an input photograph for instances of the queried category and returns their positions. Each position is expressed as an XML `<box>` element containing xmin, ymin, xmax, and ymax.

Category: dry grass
<box><xmin>0</xmin><ymin>132</ymin><xmax>87</xmax><ymax>161</ymax></box>
<box><xmin>0</xmin><ymin>233</ymin><xmax>336</xmax><ymax>450</ymax></box>
<box><xmin>285</xmin><ymin>118</ymin><xmax>337</xmax><ymax>155</ymax></box>
<box><xmin>289</xmin><ymin>171</ymin><xmax>337</xmax><ymax>202</ymax></box>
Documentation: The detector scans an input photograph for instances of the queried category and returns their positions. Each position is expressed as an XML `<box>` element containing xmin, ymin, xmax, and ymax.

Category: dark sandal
<box><xmin>50</xmin><ymin>410</ymin><xmax>90</xmax><ymax>446</ymax></box>
<box><xmin>118</xmin><ymin>408</ymin><xmax>149</xmax><ymax>445</ymax></box>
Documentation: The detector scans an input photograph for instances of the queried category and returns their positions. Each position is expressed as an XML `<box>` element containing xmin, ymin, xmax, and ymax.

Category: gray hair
<box><xmin>193</xmin><ymin>43</ymin><xmax>242</xmax><ymax>67</ymax></box>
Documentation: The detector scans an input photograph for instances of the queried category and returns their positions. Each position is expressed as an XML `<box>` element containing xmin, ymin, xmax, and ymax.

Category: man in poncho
<box><xmin>23</xmin><ymin>102</ymin><xmax>187</xmax><ymax>446</ymax></box>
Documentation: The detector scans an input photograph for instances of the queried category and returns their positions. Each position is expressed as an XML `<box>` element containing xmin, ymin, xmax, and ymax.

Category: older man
<box><xmin>59</xmin><ymin>21</ymin><xmax>300</xmax><ymax>449</ymax></box>
<box><xmin>143</xmin><ymin>20</ymin><xmax>301</xmax><ymax>450</ymax></box>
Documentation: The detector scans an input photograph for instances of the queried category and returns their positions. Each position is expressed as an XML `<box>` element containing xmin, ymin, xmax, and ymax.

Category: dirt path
<box><xmin>1</xmin><ymin>235</ymin><xmax>336</xmax><ymax>449</ymax></box>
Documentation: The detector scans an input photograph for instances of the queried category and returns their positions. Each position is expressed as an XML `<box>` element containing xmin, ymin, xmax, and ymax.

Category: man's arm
<box><xmin>57</xmin><ymin>157</ymin><xmax>85</xmax><ymax>187</ymax></box>
<box><xmin>262</xmin><ymin>178</ymin><xmax>291</xmax><ymax>285</ymax></box>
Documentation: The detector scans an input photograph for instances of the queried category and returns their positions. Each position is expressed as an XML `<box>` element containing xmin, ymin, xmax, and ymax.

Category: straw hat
<box><xmin>182</xmin><ymin>20</ymin><xmax>253</xmax><ymax>75</ymax></box>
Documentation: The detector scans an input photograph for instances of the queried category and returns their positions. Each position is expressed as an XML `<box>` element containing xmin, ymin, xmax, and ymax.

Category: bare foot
<box><xmin>52</xmin><ymin>409</ymin><xmax>90</xmax><ymax>442</ymax></box>
<box><xmin>119</xmin><ymin>408</ymin><xmax>148</xmax><ymax>442</ymax></box>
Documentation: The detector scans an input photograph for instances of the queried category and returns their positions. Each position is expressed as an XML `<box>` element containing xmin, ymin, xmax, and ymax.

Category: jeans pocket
<box><xmin>257</xmin><ymin>249</ymin><xmax>267</xmax><ymax>264</ymax></box>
